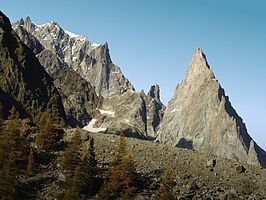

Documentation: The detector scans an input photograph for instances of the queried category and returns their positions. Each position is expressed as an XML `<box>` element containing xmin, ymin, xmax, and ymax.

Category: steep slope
<box><xmin>13</xmin><ymin>17</ymin><xmax>134</xmax><ymax>98</ymax></box>
<box><xmin>157</xmin><ymin>48</ymin><xmax>266</xmax><ymax>167</ymax></box>
<box><xmin>0</xmin><ymin>11</ymin><xmax>66</xmax><ymax>122</ymax></box>
<box><xmin>145</xmin><ymin>85</ymin><xmax>165</xmax><ymax>137</ymax></box>
<box><xmin>37</xmin><ymin>49</ymin><xmax>100</xmax><ymax>127</ymax></box>
<box><xmin>13</xmin><ymin>17</ymin><xmax>165</xmax><ymax>133</ymax></box>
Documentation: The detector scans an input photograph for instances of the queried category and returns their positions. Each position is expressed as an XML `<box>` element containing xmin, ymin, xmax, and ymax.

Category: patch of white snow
<box><xmin>98</xmin><ymin>109</ymin><xmax>115</xmax><ymax>116</ymax></box>
<box><xmin>91</xmin><ymin>43</ymin><xmax>101</xmax><ymax>47</ymax></box>
<box><xmin>170</xmin><ymin>108</ymin><xmax>176</xmax><ymax>114</ymax></box>
<box><xmin>83</xmin><ymin>119</ymin><xmax>107</xmax><ymax>133</ymax></box>
<box><xmin>65</xmin><ymin>30</ymin><xmax>79</xmax><ymax>38</ymax></box>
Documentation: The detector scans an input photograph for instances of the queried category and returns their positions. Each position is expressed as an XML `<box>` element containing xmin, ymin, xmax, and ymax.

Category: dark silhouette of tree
<box><xmin>77</xmin><ymin>137</ymin><xmax>98</xmax><ymax>195</ymax></box>
<box><xmin>60</xmin><ymin>130</ymin><xmax>82</xmax><ymax>175</ymax></box>
<box><xmin>27</xmin><ymin>148</ymin><xmax>35</xmax><ymax>177</ymax></box>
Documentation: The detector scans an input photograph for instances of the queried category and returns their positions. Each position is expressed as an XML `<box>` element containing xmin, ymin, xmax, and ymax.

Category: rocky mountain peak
<box><xmin>157</xmin><ymin>49</ymin><xmax>266</xmax><ymax>167</ymax></box>
<box><xmin>185</xmin><ymin>48</ymin><xmax>215</xmax><ymax>84</ymax></box>
<box><xmin>147</xmin><ymin>84</ymin><xmax>160</xmax><ymax>101</ymax></box>
<box><xmin>13</xmin><ymin>17</ymin><xmax>134</xmax><ymax>98</ymax></box>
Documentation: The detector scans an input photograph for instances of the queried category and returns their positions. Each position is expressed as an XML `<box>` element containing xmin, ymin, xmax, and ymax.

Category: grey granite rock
<box><xmin>157</xmin><ymin>48</ymin><xmax>266</xmax><ymax>167</ymax></box>
<box><xmin>13</xmin><ymin>17</ymin><xmax>134</xmax><ymax>98</ymax></box>
<box><xmin>145</xmin><ymin>85</ymin><xmax>165</xmax><ymax>137</ymax></box>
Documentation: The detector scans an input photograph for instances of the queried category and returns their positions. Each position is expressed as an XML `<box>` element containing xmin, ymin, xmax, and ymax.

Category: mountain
<box><xmin>13</xmin><ymin>18</ymin><xmax>102</xmax><ymax>127</ymax></box>
<box><xmin>83</xmin><ymin>85</ymin><xmax>165</xmax><ymax>139</ymax></box>
<box><xmin>13</xmin><ymin>17</ymin><xmax>165</xmax><ymax>135</ymax></box>
<box><xmin>13</xmin><ymin>17</ymin><xmax>134</xmax><ymax>98</ymax></box>
<box><xmin>157</xmin><ymin>48</ymin><xmax>266</xmax><ymax>167</ymax></box>
<box><xmin>36</xmin><ymin>49</ymin><xmax>101</xmax><ymax>127</ymax></box>
<box><xmin>0</xmin><ymin>11</ymin><xmax>66</xmax><ymax>122</ymax></box>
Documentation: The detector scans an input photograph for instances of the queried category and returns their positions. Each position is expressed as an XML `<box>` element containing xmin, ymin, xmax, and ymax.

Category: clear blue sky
<box><xmin>1</xmin><ymin>0</ymin><xmax>266</xmax><ymax>150</ymax></box>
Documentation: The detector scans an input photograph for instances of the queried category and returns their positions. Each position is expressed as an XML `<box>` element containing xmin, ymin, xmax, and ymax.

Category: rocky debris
<box><xmin>13</xmin><ymin>17</ymin><xmax>135</xmax><ymax>98</ymax></box>
<box><xmin>0</xmin><ymin>11</ymin><xmax>66</xmax><ymax>122</ymax></box>
<box><xmin>157</xmin><ymin>48</ymin><xmax>266</xmax><ymax>168</ymax></box>
<box><xmin>78</xmin><ymin>130</ymin><xmax>266</xmax><ymax>199</ymax></box>
<box><xmin>207</xmin><ymin>159</ymin><xmax>217</xmax><ymax>168</ymax></box>
<box><xmin>235</xmin><ymin>165</ymin><xmax>246</xmax><ymax>174</ymax></box>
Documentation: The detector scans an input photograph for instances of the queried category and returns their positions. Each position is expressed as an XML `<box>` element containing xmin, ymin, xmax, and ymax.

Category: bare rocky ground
<box><xmin>84</xmin><ymin>130</ymin><xmax>266</xmax><ymax>200</ymax></box>
<box><xmin>33</xmin><ymin>129</ymin><xmax>266</xmax><ymax>200</ymax></box>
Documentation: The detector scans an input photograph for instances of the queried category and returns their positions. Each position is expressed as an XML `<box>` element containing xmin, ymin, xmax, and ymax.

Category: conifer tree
<box><xmin>0</xmin><ymin>102</ymin><xmax>3</xmax><ymax>126</ymax></box>
<box><xmin>0</xmin><ymin>107</ymin><xmax>30</xmax><ymax>199</ymax></box>
<box><xmin>77</xmin><ymin>137</ymin><xmax>98</xmax><ymax>195</ymax></box>
<box><xmin>156</xmin><ymin>168</ymin><xmax>175</xmax><ymax>200</ymax></box>
<box><xmin>36</xmin><ymin>112</ymin><xmax>57</xmax><ymax>151</ymax></box>
<box><xmin>99</xmin><ymin>133</ymin><xmax>137</xmax><ymax>199</ymax></box>
<box><xmin>2</xmin><ymin>107</ymin><xmax>29</xmax><ymax>172</ymax></box>
<box><xmin>27</xmin><ymin>148</ymin><xmax>35</xmax><ymax>177</ymax></box>
<box><xmin>60</xmin><ymin>130</ymin><xmax>82</xmax><ymax>176</ymax></box>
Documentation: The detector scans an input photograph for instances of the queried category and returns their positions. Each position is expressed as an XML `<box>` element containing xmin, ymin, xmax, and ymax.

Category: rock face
<box><xmin>12</xmin><ymin>17</ymin><xmax>135</xmax><ymax>127</ymax></box>
<box><xmin>84</xmin><ymin>85</ymin><xmax>165</xmax><ymax>139</ymax></box>
<box><xmin>36</xmin><ymin>49</ymin><xmax>100</xmax><ymax>127</ymax></box>
<box><xmin>0</xmin><ymin>11</ymin><xmax>66</xmax><ymax>122</ymax></box>
<box><xmin>157</xmin><ymin>48</ymin><xmax>266</xmax><ymax>167</ymax></box>
<box><xmin>145</xmin><ymin>85</ymin><xmax>165</xmax><ymax>137</ymax></box>
<box><xmin>13</xmin><ymin>17</ymin><xmax>134</xmax><ymax>98</ymax></box>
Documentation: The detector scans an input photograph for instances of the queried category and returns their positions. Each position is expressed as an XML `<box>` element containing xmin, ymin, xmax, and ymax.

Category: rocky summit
<box><xmin>12</xmin><ymin>16</ymin><xmax>165</xmax><ymax>136</ymax></box>
<box><xmin>13</xmin><ymin>17</ymin><xmax>134</xmax><ymax>98</ymax></box>
<box><xmin>157</xmin><ymin>48</ymin><xmax>266</xmax><ymax>167</ymax></box>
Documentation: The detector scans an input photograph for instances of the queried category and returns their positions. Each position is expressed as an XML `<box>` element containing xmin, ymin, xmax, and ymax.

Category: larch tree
<box><xmin>99</xmin><ymin>133</ymin><xmax>137</xmax><ymax>200</ymax></box>
<box><xmin>156</xmin><ymin>168</ymin><xmax>176</xmax><ymax>200</ymax></box>
<box><xmin>36</xmin><ymin>112</ymin><xmax>57</xmax><ymax>151</ymax></box>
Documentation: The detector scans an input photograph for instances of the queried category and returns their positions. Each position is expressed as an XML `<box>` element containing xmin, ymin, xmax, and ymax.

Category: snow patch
<box><xmin>34</xmin><ymin>22</ymin><xmax>47</xmax><ymax>28</ymax></box>
<box><xmin>65</xmin><ymin>30</ymin><xmax>79</xmax><ymax>38</ymax></box>
<box><xmin>83</xmin><ymin>119</ymin><xmax>107</xmax><ymax>133</ymax></box>
<box><xmin>91</xmin><ymin>43</ymin><xmax>101</xmax><ymax>47</ymax></box>
<box><xmin>170</xmin><ymin>108</ymin><xmax>176</xmax><ymax>113</ymax></box>
<box><xmin>99</xmin><ymin>109</ymin><xmax>115</xmax><ymax>116</ymax></box>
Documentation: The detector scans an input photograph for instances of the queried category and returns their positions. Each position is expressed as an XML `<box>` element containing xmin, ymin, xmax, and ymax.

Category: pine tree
<box><xmin>0</xmin><ymin>107</ymin><xmax>30</xmax><ymax>199</ymax></box>
<box><xmin>77</xmin><ymin>137</ymin><xmax>98</xmax><ymax>195</ymax></box>
<box><xmin>113</xmin><ymin>133</ymin><xmax>127</xmax><ymax>165</ymax></box>
<box><xmin>99</xmin><ymin>133</ymin><xmax>137</xmax><ymax>199</ymax></box>
<box><xmin>0</xmin><ymin>102</ymin><xmax>3</xmax><ymax>126</ymax></box>
<box><xmin>36</xmin><ymin>112</ymin><xmax>57</xmax><ymax>151</ymax></box>
<box><xmin>27</xmin><ymin>148</ymin><xmax>35</xmax><ymax>177</ymax></box>
<box><xmin>2</xmin><ymin>107</ymin><xmax>29</xmax><ymax>172</ymax></box>
<box><xmin>156</xmin><ymin>168</ymin><xmax>175</xmax><ymax>200</ymax></box>
<box><xmin>60</xmin><ymin>130</ymin><xmax>82</xmax><ymax>176</ymax></box>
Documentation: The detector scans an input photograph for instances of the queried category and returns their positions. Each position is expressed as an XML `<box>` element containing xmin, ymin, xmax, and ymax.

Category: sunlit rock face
<box><xmin>157</xmin><ymin>48</ymin><xmax>266</xmax><ymax>167</ymax></box>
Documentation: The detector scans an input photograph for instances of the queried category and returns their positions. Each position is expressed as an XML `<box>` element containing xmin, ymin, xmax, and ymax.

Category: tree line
<box><xmin>0</xmin><ymin>106</ymin><xmax>176</xmax><ymax>200</ymax></box>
